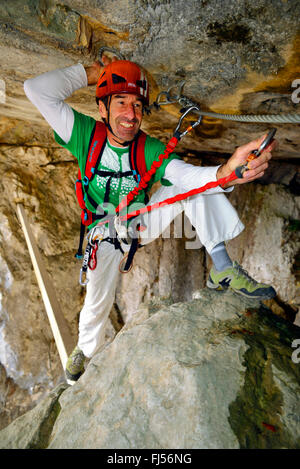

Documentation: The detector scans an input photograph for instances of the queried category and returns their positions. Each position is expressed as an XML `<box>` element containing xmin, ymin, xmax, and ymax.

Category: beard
<box><xmin>112</xmin><ymin>116</ymin><xmax>140</xmax><ymax>143</ymax></box>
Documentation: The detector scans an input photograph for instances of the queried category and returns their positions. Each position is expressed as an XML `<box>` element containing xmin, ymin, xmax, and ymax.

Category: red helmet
<box><xmin>96</xmin><ymin>60</ymin><xmax>149</xmax><ymax>106</ymax></box>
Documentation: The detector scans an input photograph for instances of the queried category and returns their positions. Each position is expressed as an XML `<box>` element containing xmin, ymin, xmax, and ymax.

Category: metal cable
<box><xmin>152</xmin><ymin>87</ymin><xmax>300</xmax><ymax>124</ymax></box>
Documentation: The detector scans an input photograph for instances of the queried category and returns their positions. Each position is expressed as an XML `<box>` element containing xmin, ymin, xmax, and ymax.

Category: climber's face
<box><xmin>98</xmin><ymin>93</ymin><xmax>143</xmax><ymax>146</ymax></box>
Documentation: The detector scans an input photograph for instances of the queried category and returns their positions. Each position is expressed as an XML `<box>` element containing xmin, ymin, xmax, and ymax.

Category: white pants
<box><xmin>78</xmin><ymin>185</ymin><xmax>244</xmax><ymax>357</ymax></box>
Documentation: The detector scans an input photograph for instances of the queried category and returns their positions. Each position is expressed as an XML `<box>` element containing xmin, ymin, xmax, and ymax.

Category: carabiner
<box><xmin>152</xmin><ymin>81</ymin><xmax>186</xmax><ymax>109</ymax></box>
<box><xmin>234</xmin><ymin>128</ymin><xmax>277</xmax><ymax>179</ymax></box>
<box><xmin>174</xmin><ymin>106</ymin><xmax>202</xmax><ymax>140</ymax></box>
<box><xmin>88</xmin><ymin>226</ymin><xmax>101</xmax><ymax>246</ymax></box>
<box><xmin>114</xmin><ymin>215</ymin><xmax>128</xmax><ymax>241</ymax></box>
<box><xmin>79</xmin><ymin>268</ymin><xmax>89</xmax><ymax>286</ymax></box>
<box><xmin>255</xmin><ymin>128</ymin><xmax>277</xmax><ymax>156</ymax></box>
<box><xmin>98</xmin><ymin>47</ymin><xmax>125</xmax><ymax>65</ymax></box>
<box><xmin>88</xmin><ymin>240</ymin><xmax>99</xmax><ymax>270</ymax></box>
<box><xmin>78</xmin><ymin>241</ymin><xmax>93</xmax><ymax>286</ymax></box>
<box><xmin>166</xmin><ymin>81</ymin><xmax>186</xmax><ymax>103</ymax></box>
<box><xmin>152</xmin><ymin>91</ymin><xmax>172</xmax><ymax>108</ymax></box>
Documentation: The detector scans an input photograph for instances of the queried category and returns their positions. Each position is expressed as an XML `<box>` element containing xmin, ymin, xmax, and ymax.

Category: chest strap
<box><xmin>91</xmin><ymin>169</ymin><xmax>135</xmax><ymax>205</ymax></box>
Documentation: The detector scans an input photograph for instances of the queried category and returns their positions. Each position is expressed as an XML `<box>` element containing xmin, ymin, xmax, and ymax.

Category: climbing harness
<box><xmin>151</xmin><ymin>80</ymin><xmax>300</xmax><ymax>124</ymax></box>
<box><xmin>74</xmin><ymin>121</ymin><xmax>148</xmax><ymax>259</ymax></box>
<box><xmin>78</xmin><ymin>216</ymin><xmax>142</xmax><ymax>284</ymax></box>
<box><xmin>75</xmin><ymin>119</ymin><xmax>149</xmax><ymax>283</ymax></box>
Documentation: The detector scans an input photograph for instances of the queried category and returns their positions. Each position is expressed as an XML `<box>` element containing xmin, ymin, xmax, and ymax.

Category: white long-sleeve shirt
<box><xmin>24</xmin><ymin>63</ymin><xmax>232</xmax><ymax>195</ymax></box>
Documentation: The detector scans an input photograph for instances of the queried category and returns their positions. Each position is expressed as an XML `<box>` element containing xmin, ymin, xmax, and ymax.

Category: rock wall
<box><xmin>1</xmin><ymin>291</ymin><xmax>299</xmax><ymax>449</ymax></box>
<box><xmin>0</xmin><ymin>0</ymin><xmax>299</xmax><ymax>434</ymax></box>
<box><xmin>0</xmin><ymin>141</ymin><xmax>299</xmax><ymax>431</ymax></box>
<box><xmin>0</xmin><ymin>0</ymin><xmax>300</xmax><ymax>157</ymax></box>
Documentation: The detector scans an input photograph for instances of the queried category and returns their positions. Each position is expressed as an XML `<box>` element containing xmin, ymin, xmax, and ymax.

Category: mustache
<box><xmin>117</xmin><ymin>117</ymin><xmax>139</xmax><ymax>124</ymax></box>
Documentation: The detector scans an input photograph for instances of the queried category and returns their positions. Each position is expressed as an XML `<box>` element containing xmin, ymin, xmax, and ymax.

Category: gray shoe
<box><xmin>65</xmin><ymin>346</ymin><xmax>86</xmax><ymax>381</ymax></box>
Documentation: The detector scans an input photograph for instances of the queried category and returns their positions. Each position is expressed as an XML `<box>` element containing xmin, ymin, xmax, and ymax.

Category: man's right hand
<box><xmin>85</xmin><ymin>54</ymin><xmax>118</xmax><ymax>85</ymax></box>
<box><xmin>216</xmin><ymin>133</ymin><xmax>277</xmax><ymax>188</ymax></box>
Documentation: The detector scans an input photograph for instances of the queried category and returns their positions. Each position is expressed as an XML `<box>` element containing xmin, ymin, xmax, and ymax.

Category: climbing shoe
<box><xmin>206</xmin><ymin>261</ymin><xmax>276</xmax><ymax>300</ymax></box>
<box><xmin>65</xmin><ymin>346</ymin><xmax>86</xmax><ymax>381</ymax></box>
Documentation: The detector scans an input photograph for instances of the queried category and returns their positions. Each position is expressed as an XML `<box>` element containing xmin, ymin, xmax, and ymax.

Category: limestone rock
<box><xmin>0</xmin><ymin>142</ymin><xmax>299</xmax><ymax>430</ymax></box>
<box><xmin>0</xmin><ymin>0</ymin><xmax>300</xmax><ymax>157</ymax></box>
<box><xmin>0</xmin><ymin>382</ymin><xmax>68</xmax><ymax>449</ymax></box>
<box><xmin>0</xmin><ymin>0</ymin><xmax>299</xmax><ymax>432</ymax></box>
<box><xmin>49</xmin><ymin>292</ymin><xmax>300</xmax><ymax>449</ymax></box>
<box><xmin>1</xmin><ymin>290</ymin><xmax>299</xmax><ymax>449</ymax></box>
<box><xmin>228</xmin><ymin>184</ymin><xmax>300</xmax><ymax>308</ymax></box>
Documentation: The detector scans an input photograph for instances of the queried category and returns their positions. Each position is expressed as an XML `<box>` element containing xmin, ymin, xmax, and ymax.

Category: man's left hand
<box><xmin>217</xmin><ymin>133</ymin><xmax>277</xmax><ymax>188</ymax></box>
<box><xmin>85</xmin><ymin>54</ymin><xmax>118</xmax><ymax>86</ymax></box>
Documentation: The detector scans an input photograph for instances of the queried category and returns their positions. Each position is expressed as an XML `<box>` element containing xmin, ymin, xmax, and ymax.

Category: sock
<box><xmin>209</xmin><ymin>242</ymin><xmax>233</xmax><ymax>272</ymax></box>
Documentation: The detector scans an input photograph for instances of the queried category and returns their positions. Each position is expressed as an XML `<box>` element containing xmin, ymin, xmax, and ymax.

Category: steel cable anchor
<box><xmin>174</xmin><ymin>105</ymin><xmax>202</xmax><ymax>139</ymax></box>
<box><xmin>153</xmin><ymin>81</ymin><xmax>186</xmax><ymax>109</ymax></box>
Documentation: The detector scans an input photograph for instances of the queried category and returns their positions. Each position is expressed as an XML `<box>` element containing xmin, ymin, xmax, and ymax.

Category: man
<box><xmin>24</xmin><ymin>55</ymin><xmax>277</xmax><ymax>381</ymax></box>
